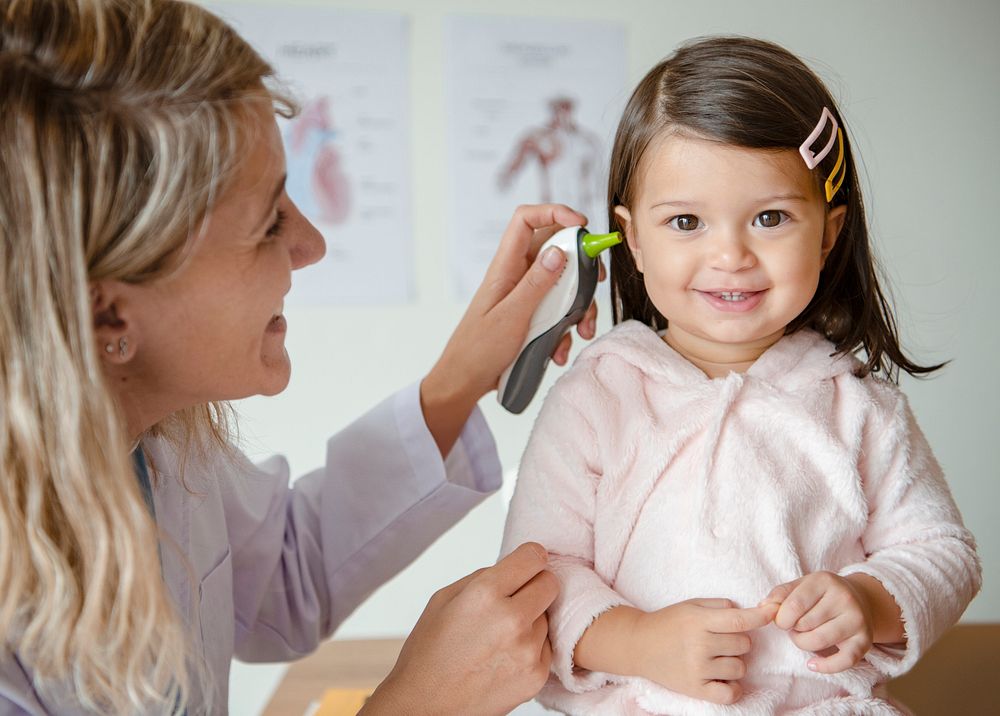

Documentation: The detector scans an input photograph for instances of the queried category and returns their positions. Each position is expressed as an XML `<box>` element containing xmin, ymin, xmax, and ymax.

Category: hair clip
<box><xmin>800</xmin><ymin>107</ymin><xmax>847</xmax><ymax>202</ymax></box>
<box><xmin>799</xmin><ymin>107</ymin><xmax>838</xmax><ymax>169</ymax></box>
<box><xmin>824</xmin><ymin>128</ymin><xmax>846</xmax><ymax>202</ymax></box>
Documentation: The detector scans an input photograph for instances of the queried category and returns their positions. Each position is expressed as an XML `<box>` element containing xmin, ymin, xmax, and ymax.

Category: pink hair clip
<box><xmin>800</xmin><ymin>107</ymin><xmax>847</xmax><ymax>202</ymax></box>
<box><xmin>799</xmin><ymin>107</ymin><xmax>839</xmax><ymax>169</ymax></box>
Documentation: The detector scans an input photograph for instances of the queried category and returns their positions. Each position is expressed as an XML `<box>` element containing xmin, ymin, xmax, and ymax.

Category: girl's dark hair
<box><xmin>607</xmin><ymin>36</ymin><xmax>942</xmax><ymax>380</ymax></box>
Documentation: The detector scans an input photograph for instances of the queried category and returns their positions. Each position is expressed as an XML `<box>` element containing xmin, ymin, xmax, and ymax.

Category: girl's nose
<box><xmin>286</xmin><ymin>202</ymin><xmax>327</xmax><ymax>270</ymax></box>
<box><xmin>708</xmin><ymin>228</ymin><xmax>756</xmax><ymax>273</ymax></box>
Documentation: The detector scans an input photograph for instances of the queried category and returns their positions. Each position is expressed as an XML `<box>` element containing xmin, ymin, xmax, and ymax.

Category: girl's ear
<box><xmin>614</xmin><ymin>205</ymin><xmax>643</xmax><ymax>273</ymax></box>
<box><xmin>821</xmin><ymin>204</ymin><xmax>847</xmax><ymax>264</ymax></box>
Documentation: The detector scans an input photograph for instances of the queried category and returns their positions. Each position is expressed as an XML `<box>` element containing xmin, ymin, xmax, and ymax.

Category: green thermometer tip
<box><xmin>581</xmin><ymin>231</ymin><xmax>622</xmax><ymax>259</ymax></box>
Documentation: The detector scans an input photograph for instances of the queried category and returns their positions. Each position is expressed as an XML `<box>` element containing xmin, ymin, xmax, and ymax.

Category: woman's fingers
<box><xmin>510</xmin><ymin>569</ymin><xmax>560</xmax><ymax>622</ymax></box>
<box><xmin>485</xmin><ymin>204</ymin><xmax>586</xmax><ymax>291</ymax></box>
<box><xmin>484</xmin><ymin>543</ymin><xmax>550</xmax><ymax>597</ymax></box>
<box><xmin>551</xmin><ymin>333</ymin><xmax>572</xmax><ymax>366</ymax></box>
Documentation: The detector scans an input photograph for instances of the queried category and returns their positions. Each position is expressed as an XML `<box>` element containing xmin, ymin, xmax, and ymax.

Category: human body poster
<box><xmin>211</xmin><ymin>4</ymin><xmax>412</xmax><ymax>304</ymax></box>
<box><xmin>445</xmin><ymin>15</ymin><xmax>627</xmax><ymax>298</ymax></box>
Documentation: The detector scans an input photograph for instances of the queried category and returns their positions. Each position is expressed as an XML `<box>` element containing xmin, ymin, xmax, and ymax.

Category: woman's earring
<box><xmin>119</xmin><ymin>336</ymin><xmax>128</xmax><ymax>358</ymax></box>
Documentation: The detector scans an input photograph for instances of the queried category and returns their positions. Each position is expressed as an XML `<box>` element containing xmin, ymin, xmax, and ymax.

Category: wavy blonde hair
<box><xmin>0</xmin><ymin>0</ymin><xmax>294</xmax><ymax>711</ymax></box>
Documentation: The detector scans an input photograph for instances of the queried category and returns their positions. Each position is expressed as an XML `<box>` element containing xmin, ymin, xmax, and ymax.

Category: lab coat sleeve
<box><xmin>838</xmin><ymin>387</ymin><xmax>981</xmax><ymax>678</ymax></box>
<box><xmin>501</xmin><ymin>375</ymin><xmax>633</xmax><ymax>693</ymax></box>
<box><xmin>225</xmin><ymin>383</ymin><xmax>502</xmax><ymax>661</ymax></box>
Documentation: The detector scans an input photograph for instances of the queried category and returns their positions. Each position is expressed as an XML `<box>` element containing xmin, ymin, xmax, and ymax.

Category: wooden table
<box><xmin>262</xmin><ymin>625</ymin><xmax>1000</xmax><ymax>715</ymax></box>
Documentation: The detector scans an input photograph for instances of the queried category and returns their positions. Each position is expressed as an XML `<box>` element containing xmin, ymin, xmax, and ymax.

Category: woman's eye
<box><xmin>754</xmin><ymin>210</ymin><xmax>786</xmax><ymax>228</ymax></box>
<box><xmin>668</xmin><ymin>214</ymin><xmax>701</xmax><ymax>231</ymax></box>
<box><xmin>265</xmin><ymin>209</ymin><xmax>287</xmax><ymax>239</ymax></box>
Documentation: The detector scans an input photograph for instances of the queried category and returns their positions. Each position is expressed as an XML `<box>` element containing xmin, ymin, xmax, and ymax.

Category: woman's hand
<box><xmin>421</xmin><ymin>204</ymin><xmax>599</xmax><ymax>456</ymax></box>
<box><xmin>575</xmin><ymin>600</ymin><xmax>776</xmax><ymax>705</ymax></box>
<box><xmin>761</xmin><ymin>571</ymin><xmax>904</xmax><ymax>674</ymax></box>
<box><xmin>361</xmin><ymin>543</ymin><xmax>559</xmax><ymax>716</ymax></box>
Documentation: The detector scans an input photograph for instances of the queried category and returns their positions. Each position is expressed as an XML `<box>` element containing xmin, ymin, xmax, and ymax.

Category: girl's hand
<box><xmin>627</xmin><ymin>599</ymin><xmax>776</xmax><ymax>705</ymax></box>
<box><xmin>362</xmin><ymin>543</ymin><xmax>559</xmax><ymax>716</ymax></box>
<box><xmin>762</xmin><ymin>571</ymin><xmax>898</xmax><ymax>674</ymax></box>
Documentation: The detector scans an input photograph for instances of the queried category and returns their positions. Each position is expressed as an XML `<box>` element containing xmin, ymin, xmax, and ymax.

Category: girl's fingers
<box><xmin>701</xmin><ymin>679</ymin><xmax>742</xmax><ymax>706</ymax></box>
<box><xmin>708</xmin><ymin>603</ymin><xmax>777</xmax><ymax>634</ymax></box>
<box><xmin>807</xmin><ymin>633</ymin><xmax>870</xmax><ymax>674</ymax></box>
<box><xmin>790</xmin><ymin>590</ymin><xmax>842</xmax><ymax>633</ymax></box>
<box><xmin>790</xmin><ymin>613</ymin><xmax>853</xmax><ymax>653</ymax></box>
<box><xmin>760</xmin><ymin>578</ymin><xmax>800</xmax><ymax>607</ymax></box>
<box><xmin>773</xmin><ymin>580</ymin><xmax>825</xmax><ymax>631</ymax></box>
<box><xmin>711</xmin><ymin>632</ymin><xmax>753</xmax><ymax>656</ymax></box>
<box><xmin>708</xmin><ymin>656</ymin><xmax>747</xmax><ymax>681</ymax></box>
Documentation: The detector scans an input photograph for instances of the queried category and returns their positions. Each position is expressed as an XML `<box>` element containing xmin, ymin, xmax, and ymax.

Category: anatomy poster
<box><xmin>209</xmin><ymin>4</ymin><xmax>412</xmax><ymax>304</ymax></box>
<box><xmin>445</xmin><ymin>15</ymin><xmax>626</xmax><ymax>298</ymax></box>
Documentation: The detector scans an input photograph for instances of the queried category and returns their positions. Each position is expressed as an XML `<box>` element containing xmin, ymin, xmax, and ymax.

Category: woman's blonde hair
<box><xmin>0</xmin><ymin>0</ymin><xmax>294</xmax><ymax>711</ymax></box>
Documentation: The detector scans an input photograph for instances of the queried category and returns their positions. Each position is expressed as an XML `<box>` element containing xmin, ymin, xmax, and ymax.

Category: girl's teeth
<box><xmin>717</xmin><ymin>291</ymin><xmax>746</xmax><ymax>301</ymax></box>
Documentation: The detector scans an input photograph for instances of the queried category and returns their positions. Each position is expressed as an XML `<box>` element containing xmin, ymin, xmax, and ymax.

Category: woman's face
<box><xmin>116</xmin><ymin>102</ymin><xmax>326</xmax><ymax>411</ymax></box>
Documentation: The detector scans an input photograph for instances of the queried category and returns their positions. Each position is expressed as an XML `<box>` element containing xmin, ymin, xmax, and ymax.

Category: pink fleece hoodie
<box><xmin>501</xmin><ymin>321</ymin><xmax>981</xmax><ymax>715</ymax></box>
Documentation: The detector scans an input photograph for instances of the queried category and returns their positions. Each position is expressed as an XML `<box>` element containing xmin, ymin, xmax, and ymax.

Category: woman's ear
<box><xmin>91</xmin><ymin>281</ymin><xmax>136</xmax><ymax>364</ymax></box>
<box><xmin>614</xmin><ymin>205</ymin><xmax>643</xmax><ymax>273</ymax></box>
<box><xmin>821</xmin><ymin>204</ymin><xmax>847</xmax><ymax>265</ymax></box>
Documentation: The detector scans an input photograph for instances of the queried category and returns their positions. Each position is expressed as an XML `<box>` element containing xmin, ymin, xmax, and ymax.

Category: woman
<box><xmin>0</xmin><ymin>0</ymin><xmax>596</xmax><ymax>713</ymax></box>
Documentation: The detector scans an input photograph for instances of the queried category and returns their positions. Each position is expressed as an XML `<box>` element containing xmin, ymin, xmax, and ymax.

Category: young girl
<box><xmin>502</xmin><ymin>36</ymin><xmax>981</xmax><ymax>715</ymax></box>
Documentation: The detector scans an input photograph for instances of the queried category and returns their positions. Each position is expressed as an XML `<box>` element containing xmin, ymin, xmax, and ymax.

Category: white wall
<box><xmin>212</xmin><ymin>0</ymin><xmax>1000</xmax><ymax>712</ymax></box>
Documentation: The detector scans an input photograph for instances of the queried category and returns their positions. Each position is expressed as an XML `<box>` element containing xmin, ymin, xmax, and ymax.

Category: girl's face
<box><xmin>105</xmin><ymin>102</ymin><xmax>326</xmax><ymax>425</ymax></box>
<box><xmin>615</xmin><ymin>132</ymin><xmax>846</xmax><ymax>372</ymax></box>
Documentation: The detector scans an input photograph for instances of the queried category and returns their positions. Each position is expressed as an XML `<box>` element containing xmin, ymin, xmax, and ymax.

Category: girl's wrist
<box><xmin>844</xmin><ymin>573</ymin><xmax>906</xmax><ymax>646</ymax></box>
<box><xmin>575</xmin><ymin>605</ymin><xmax>647</xmax><ymax>678</ymax></box>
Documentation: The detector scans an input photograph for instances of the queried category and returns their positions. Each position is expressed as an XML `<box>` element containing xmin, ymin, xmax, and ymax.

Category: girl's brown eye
<box><xmin>755</xmin><ymin>211</ymin><xmax>784</xmax><ymax>228</ymax></box>
<box><xmin>670</xmin><ymin>214</ymin><xmax>700</xmax><ymax>231</ymax></box>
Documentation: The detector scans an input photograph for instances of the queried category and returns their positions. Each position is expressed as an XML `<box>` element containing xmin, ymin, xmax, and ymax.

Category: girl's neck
<box><xmin>663</xmin><ymin>327</ymin><xmax>785</xmax><ymax>379</ymax></box>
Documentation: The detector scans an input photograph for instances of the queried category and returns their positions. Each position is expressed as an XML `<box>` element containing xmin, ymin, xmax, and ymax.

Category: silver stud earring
<box><xmin>105</xmin><ymin>343</ymin><xmax>115</xmax><ymax>354</ymax></box>
<box><xmin>119</xmin><ymin>336</ymin><xmax>128</xmax><ymax>358</ymax></box>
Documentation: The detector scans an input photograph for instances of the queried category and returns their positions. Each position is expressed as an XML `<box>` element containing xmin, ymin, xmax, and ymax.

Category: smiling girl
<box><xmin>502</xmin><ymin>36</ymin><xmax>980</xmax><ymax>715</ymax></box>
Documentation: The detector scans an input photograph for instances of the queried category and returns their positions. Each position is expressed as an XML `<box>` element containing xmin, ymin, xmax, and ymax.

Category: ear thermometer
<box><xmin>498</xmin><ymin>226</ymin><xmax>621</xmax><ymax>414</ymax></box>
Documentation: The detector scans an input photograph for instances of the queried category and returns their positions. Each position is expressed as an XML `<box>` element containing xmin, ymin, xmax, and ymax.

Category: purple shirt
<box><xmin>0</xmin><ymin>384</ymin><xmax>501</xmax><ymax>714</ymax></box>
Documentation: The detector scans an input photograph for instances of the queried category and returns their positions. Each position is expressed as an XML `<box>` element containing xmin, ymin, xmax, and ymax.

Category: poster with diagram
<box><xmin>445</xmin><ymin>15</ymin><xmax>627</xmax><ymax>298</ymax></box>
<box><xmin>210</xmin><ymin>4</ymin><xmax>412</xmax><ymax>304</ymax></box>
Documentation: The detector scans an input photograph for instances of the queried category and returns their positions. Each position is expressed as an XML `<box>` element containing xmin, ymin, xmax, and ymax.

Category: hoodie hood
<box><xmin>575</xmin><ymin>320</ymin><xmax>860</xmax><ymax>391</ymax></box>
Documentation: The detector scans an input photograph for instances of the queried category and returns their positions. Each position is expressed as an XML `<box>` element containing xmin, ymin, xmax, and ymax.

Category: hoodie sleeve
<box><xmin>501</xmin><ymin>374</ymin><xmax>633</xmax><ymax>693</ymax></box>
<box><xmin>838</xmin><ymin>386</ymin><xmax>981</xmax><ymax>678</ymax></box>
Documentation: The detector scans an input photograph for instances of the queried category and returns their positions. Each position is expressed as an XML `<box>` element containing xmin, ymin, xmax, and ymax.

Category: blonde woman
<box><xmin>0</xmin><ymin>1</ymin><xmax>597</xmax><ymax>713</ymax></box>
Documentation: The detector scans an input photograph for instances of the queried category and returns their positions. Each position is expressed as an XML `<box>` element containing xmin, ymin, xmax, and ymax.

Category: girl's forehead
<box><xmin>638</xmin><ymin>132</ymin><xmax>819</xmax><ymax>203</ymax></box>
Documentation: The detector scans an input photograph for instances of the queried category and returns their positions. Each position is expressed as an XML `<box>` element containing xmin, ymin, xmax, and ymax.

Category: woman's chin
<box><xmin>256</xmin><ymin>351</ymin><xmax>292</xmax><ymax>395</ymax></box>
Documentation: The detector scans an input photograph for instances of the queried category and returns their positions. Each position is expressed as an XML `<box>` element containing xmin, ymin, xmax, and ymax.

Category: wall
<box><xmin>206</xmin><ymin>0</ymin><xmax>1000</xmax><ymax>712</ymax></box>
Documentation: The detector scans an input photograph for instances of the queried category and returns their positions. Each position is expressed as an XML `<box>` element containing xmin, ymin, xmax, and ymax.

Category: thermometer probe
<box><xmin>498</xmin><ymin>226</ymin><xmax>621</xmax><ymax>414</ymax></box>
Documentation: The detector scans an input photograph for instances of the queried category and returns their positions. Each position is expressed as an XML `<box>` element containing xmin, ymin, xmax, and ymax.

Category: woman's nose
<box><xmin>708</xmin><ymin>228</ymin><xmax>756</xmax><ymax>273</ymax></box>
<box><xmin>286</xmin><ymin>202</ymin><xmax>327</xmax><ymax>270</ymax></box>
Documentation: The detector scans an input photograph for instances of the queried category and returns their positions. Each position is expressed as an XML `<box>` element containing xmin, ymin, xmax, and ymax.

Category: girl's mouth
<box><xmin>698</xmin><ymin>289</ymin><xmax>766</xmax><ymax>312</ymax></box>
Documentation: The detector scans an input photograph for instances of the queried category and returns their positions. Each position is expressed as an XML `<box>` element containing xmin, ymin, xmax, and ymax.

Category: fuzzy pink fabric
<box><xmin>502</xmin><ymin>321</ymin><xmax>981</xmax><ymax>715</ymax></box>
